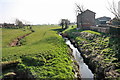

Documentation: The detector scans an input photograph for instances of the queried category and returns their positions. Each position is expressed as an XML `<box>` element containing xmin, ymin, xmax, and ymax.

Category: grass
<box><xmin>81</xmin><ymin>30</ymin><xmax>101</xmax><ymax>35</ymax></box>
<box><xmin>63</xmin><ymin>26</ymin><xmax>120</xmax><ymax>78</ymax></box>
<box><xmin>2</xmin><ymin>26</ymin><xmax>61</xmax><ymax>61</ymax></box>
<box><xmin>2</xmin><ymin>28</ymin><xmax>31</xmax><ymax>48</ymax></box>
<box><xmin>2</xmin><ymin>25</ymin><xmax>74</xmax><ymax>79</ymax></box>
<box><xmin>62</xmin><ymin>25</ymin><xmax>81</xmax><ymax>33</ymax></box>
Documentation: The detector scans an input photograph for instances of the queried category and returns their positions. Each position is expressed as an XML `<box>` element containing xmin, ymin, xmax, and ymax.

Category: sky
<box><xmin>0</xmin><ymin>0</ymin><xmax>120</xmax><ymax>24</ymax></box>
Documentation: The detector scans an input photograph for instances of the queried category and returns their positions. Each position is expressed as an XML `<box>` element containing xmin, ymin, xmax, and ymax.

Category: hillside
<box><xmin>2</xmin><ymin>26</ymin><xmax>75</xmax><ymax>79</ymax></box>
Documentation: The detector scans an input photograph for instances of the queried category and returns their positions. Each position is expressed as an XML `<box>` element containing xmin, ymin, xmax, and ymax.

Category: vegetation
<box><xmin>15</xmin><ymin>19</ymin><xmax>24</xmax><ymax>28</ymax></box>
<box><xmin>81</xmin><ymin>30</ymin><xmax>101</xmax><ymax>35</ymax></box>
<box><xmin>59</xmin><ymin>19</ymin><xmax>70</xmax><ymax>29</ymax></box>
<box><xmin>2</xmin><ymin>25</ymin><xmax>75</xmax><ymax>79</ymax></box>
<box><xmin>63</xmin><ymin>26</ymin><xmax>120</xmax><ymax>79</ymax></box>
<box><xmin>2</xmin><ymin>28</ymin><xmax>31</xmax><ymax>48</ymax></box>
<box><xmin>109</xmin><ymin>26</ymin><xmax>120</xmax><ymax>35</ymax></box>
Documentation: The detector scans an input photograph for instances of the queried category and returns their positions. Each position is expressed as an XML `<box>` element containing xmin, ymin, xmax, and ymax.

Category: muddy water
<box><xmin>64</xmin><ymin>38</ymin><xmax>94</xmax><ymax>80</ymax></box>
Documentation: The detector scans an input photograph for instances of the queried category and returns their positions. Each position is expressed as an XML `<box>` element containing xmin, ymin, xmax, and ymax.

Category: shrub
<box><xmin>109</xmin><ymin>26</ymin><xmax>120</xmax><ymax>35</ymax></box>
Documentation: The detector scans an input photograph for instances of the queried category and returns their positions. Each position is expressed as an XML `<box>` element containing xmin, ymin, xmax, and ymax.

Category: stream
<box><xmin>64</xmin><ymin>37</ymin><xmax>94</xmax><ymax>80</ymax></box>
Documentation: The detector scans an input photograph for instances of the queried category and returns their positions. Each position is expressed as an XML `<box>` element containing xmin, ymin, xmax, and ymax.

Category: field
<box><xmin>2</xmin><ymin>25</ymin><xmax>75</xmax><ymax>79</ymax></box>
<box><xmin>2</xmin><ymin>28</ymin><xmax>31</xmax><ymax>48</ymax></box>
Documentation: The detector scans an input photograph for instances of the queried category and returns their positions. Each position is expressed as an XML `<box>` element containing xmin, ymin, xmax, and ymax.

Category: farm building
<box><xmin>77</xmin><ymin>9</ymin><xmax>96</xmax><ymax>29</ymax></box>
<box><xmin>95</xmin><ymin>16</ymin><xmax>111</xmax><ymax>25</ymax></box>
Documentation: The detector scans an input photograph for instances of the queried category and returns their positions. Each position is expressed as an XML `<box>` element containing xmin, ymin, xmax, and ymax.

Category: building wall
<box><xmin>82</xmin><ymin>10</ymin><xmax>95</xmax><ymax>26</ymax></box>
<box><xmin>77</xmin><ymin>10</ymin><xmax>95</xmax><ymax>28</ymax></box>
<box><xmin>77</xmin><ymin>14</ymin><xmax>82</xmax><ymax>27</ymax></box>
<box><xmin>95</xmin><ymin>16</ymin><xmax>111</xmax><ymax>25</ymax></box>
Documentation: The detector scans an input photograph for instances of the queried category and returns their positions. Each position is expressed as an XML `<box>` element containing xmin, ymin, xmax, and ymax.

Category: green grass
<box><xmin>62</xmin><ymin>25</ymin><xmax>81</xmax><ymax>33</ymax></box>
<box><xmin>2</xmin><ymin>25</ymin><xmax>74</xmax><ymax>78</ymax></box>
<box><xmin>81</xmin><ymin>30</ymin><xmax>101</xmax><ymax>35</ymax></box>
<box><xmin>2</xmin><ymin>26</ymin><xmax>62</xmax><ymax>61</ymax></box>
<box><xmin>2</xmin><ymin>28</ymin><xmax>31</xmax><ymax>48</ymax></box>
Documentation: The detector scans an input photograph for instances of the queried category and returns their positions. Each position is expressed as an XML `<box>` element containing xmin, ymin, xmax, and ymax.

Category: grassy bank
<box><xmin>2</xmin><ymin>26</ymin><xmax>74</xmax><ymax>79</ymax></box>
<box><xmin>2</xmin><ymin>28</ymin><xmax>31</xmax><ymax>48</ymax></box>
<box><xmin>63</xmin><ymin>26</ymin><xmax>120</xmax><ymax>79</ymax></box>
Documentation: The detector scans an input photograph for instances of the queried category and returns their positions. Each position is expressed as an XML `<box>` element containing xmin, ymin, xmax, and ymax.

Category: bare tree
<box><xmin>107</xmin><ymin>0</ymin><xmax>120</xmax><ymax>20</ymax></box>
<box><xmin>75</xmin><ymin>3</ymin><xmax>86</xmax><ymax>28</ymax></box>
<box><xmin>75</xmin><ymin>3</ymin><xmax>86</xmax><ymax>16</ymax></box>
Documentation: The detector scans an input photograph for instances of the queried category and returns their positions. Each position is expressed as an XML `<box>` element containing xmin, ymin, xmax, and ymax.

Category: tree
<box><xmin>112</xmin><ymin>17</ymin><xmax>120</xmax><ymax>25</ymax></box>
<box><xmin>75</xmin><ymin>3</ymin><xmax>85</xmax><ymax>15</ymax></box>
<box><xmin>60</xmin><ymin>19</ymin><xmax>65</xmax><ymax>29</ymax></box>
<box><xmin>15</xmin><ymin>19</ymin><xmax>24</xmax><ymax>28</ymax></box>
<box><xmin>75</xmin><ymin>3</ymin><xmax>86</xmax><ymax>28</ymax></box>
<box><xmin>107</xmin><ymin>1</ymin><xmax>120</xmax><ymax>21</ymax></box>
<box><xmin>60</xmin><ymin>19</ymin><xmax>70</xmax><ymax>29</ymax></box>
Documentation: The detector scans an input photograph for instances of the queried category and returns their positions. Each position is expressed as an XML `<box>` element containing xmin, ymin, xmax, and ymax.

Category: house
<box><xmin>77</xmin><ymin>9</ymin><xmax>96</xmax><ymax>29</ymax></box>
<box><xmin>95</xmin><ymin>16</ymin><xmax>111</xmax><ymax>26</ymax></box>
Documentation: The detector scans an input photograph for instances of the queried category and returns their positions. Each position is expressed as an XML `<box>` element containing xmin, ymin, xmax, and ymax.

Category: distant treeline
<box><xmin>0</xmin><ymin>23</ymin><xmax>31</xmax><ymax>29</ymax></box>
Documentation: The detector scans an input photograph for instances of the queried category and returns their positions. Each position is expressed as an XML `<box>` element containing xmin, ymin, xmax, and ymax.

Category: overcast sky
<box><xmin>0</xmin><ymin>0</ymin><xmax>120</xmax><ymax>24</ymax></box>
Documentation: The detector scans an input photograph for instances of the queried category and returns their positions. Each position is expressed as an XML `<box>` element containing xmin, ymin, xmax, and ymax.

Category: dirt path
<box><xmin>10</xmin><ymin>32</ymin><xmax>33</xmax><ymax>47</ymax></box>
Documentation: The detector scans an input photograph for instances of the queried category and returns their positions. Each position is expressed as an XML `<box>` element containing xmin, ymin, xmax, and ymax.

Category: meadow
<box><xmin>2</xmin><ymin>28</ymin><xmax>31</xmax><ymax>48</ymax></box>
<box><xmin>2</xmin><ymin>25</ymin><xmax>75</xmax><ymax>79</ymax></box>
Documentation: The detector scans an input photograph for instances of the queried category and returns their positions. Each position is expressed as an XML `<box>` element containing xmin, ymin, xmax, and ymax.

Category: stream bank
<box><xmin>60</xmin><ymin>32</ymin><xmax>94</xmax><ymax>80</ymax></box>
<box><xmin>61</xmin><ymin>28</ymin><xmax>120</xmax><ymax>80</ymax></box>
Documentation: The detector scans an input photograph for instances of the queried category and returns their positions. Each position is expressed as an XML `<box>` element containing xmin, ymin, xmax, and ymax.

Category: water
<box><xmin>65</xmin><ymin>38</ymin><xmax>94</xmax><ymax>80</ymax></box>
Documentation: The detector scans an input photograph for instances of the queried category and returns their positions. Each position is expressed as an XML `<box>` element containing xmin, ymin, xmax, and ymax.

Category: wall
<box><xmin>82</xmin><ymin>10</ymin><xmax>95</xmax><ymax>26</ymax></box>
<box><xmin>77</xmin><ymin>10</ymin><xmax>95</xmax><ymax>28</ymax></box>
<box><xmin>82</xmin><ymin>26</ymin><xmax>110</xmax><ymax>33</ymax></box>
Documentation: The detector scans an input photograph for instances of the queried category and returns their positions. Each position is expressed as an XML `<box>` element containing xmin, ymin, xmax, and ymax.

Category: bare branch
<box><xmin>75</xmin><ymin>3</ymin><xmax>86</xmax><ymax>15</ymax></box>
<box><xmin>107</xmin><ymin>0</ymin><xmax>120</xmax><ymax>19</ymax></box>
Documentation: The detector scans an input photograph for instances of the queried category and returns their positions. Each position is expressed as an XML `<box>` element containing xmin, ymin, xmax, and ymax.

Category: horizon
<box><xmin>0</xmin><ymin>0</ymin><xmax>120</xmax><ymax>25</ymax></box>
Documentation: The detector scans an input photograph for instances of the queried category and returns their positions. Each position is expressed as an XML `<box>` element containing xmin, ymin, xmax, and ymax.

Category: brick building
<box><xmin>77</xmin><ymin>9</ymin><xmax>96</xmax><ymax>29</ymax></box>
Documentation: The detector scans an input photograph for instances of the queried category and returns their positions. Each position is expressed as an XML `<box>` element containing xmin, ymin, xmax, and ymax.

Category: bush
<box><xmin>109</xmin><ymin>26</ymin><xmax>120</xmax><ymax>35</ymax></box>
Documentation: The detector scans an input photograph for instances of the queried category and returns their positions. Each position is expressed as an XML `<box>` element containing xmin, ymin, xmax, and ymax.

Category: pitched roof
<box><xmin>77</xmin><ymin>9</ymin><xmax>96</xmax><ymax>16</ymax></box>
<box><xmin>85</xmin><ymin>9</ymin><xmax>96</xmax><ymax>14</ymax></box>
